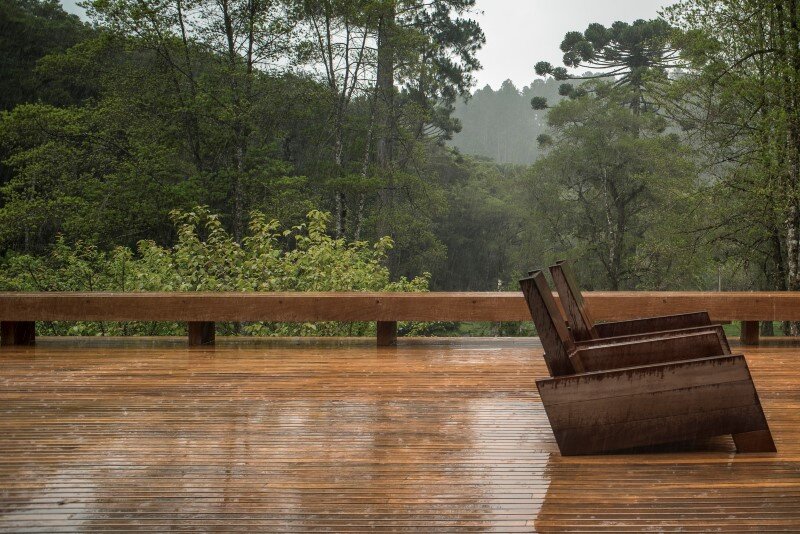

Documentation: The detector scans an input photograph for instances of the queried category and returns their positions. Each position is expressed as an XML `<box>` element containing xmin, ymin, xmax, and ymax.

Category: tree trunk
<box><xmin>333</xmin><ymin>131</ymin><xmax>345</xmax><ymax>238</ymax></box>
<box><xmin>376</xmin><ymin>4</ymin><xmax>396</xmax><ymax>169</ymax></box>
<box><xmin>221</xmin><ymin>0</ymin><xmax>247</xmax><ymax>241</ymax></box>
<box><xmin>176</xmin><ymin>0</ymin><xmax>203</xmax><ymax>169</ymax></box>
<box><xmin>355</xmin><ymin>95</ymin><xmax>376</xmax><ymax>242</ymax></box>
<box><xmin>782</xmin><ymin>0</ymin><xmax>800</xmax><ymax>333</ymax></box>
<box><xmin>375</xmin><ymin>4</ymin><xmax>396</xmax><ymax>242</ymax></box>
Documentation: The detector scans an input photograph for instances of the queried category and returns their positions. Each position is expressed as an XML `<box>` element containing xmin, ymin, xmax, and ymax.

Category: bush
<box><xmin>0</xmin><ymin>207</ymin><xmax>430</xmax><ymax>336</ymax></box>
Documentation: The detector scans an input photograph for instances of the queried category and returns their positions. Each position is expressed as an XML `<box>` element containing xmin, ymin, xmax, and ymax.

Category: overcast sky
<box><xmin>472</xmin><ymin>0</ymin><xmax>669</xmax><ymax>89</ymax></box>
<box><xmin>60</xmin><ymin>0</ymin><xmax>669</xmax><ymax>90</ymax></box>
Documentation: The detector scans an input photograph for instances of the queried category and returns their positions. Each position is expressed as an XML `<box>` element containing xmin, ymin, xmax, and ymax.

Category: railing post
<box><xmin>188</xmin><ymin>322</ymin><xmax>215</xmax><ymax>346</ymax></box>
<box><xmin>377</xmin><ymin>321</ymin><xmax>398</xmax><ymax>347</ymax></box>
<box><xmin>0</xmin><ymin>321</ymin><xmax>36</xmax><ymax>346</ymax></box>
<box><xmin>740</xmin><ymin>321</ymin><xmax>760</xmax><ymax>346</ymax></box>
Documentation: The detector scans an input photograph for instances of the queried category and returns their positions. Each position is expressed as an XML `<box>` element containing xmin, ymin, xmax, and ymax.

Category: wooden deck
<box><xmin>1</xmin><ymin>337</ymin><xmax>798</xmax><ymax>532</ymax></box>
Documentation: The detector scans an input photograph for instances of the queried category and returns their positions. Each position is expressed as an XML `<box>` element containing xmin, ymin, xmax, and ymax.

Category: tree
<box><xmin>402</xmin><ymin>1</ymin><xmax>484</xmax><ymax>143</ymax></box>
<box><xmin>84</xmin><ymin>0</ymin><xmax>303</xmax><ymax>240</ymax></box>
<box><xmin>0</xmin><ymin>27</ymin><xmax>314</xmax><ymax>253</ymax></box>
<box><xmin>294</xmin><ymin>0</ymin><xmax>484</xmax><ymax>249</ymax></box>
<box><xmin>0</xmin><ymin>0</ymin><xmax>91</xmax><ymax>110</ymax></box>
<box><xmin>362</xmin><ymin>0</ymin><xmax>484</xmax><ymax>274</ymax></box>
<box><xmin>298</xmin><ymin>0</ymin><xmax>376</xmax><ymax>237</ymax></box>
<box><xmin>368</xmin><ymin>0</ymin><xmax>484</xmax><ymax>168</ymax></box>
<box><xmin>533</xmin><ymin>19</ymin><xmax>681</xmax><ymax>112</ymax></box>
<box><xmin>433</xmin><ymin>155</ymin><xmax>525</xmax><ymax>290</ymax></box>
<box><xmin>449</xmin><ymin>78</ymin><xmax>582</xmax><ymax>164</ymax></box>
<box><xmin>665</xmin><ymin>0</ymin><xmax>800</xmax><ymax>330</ymax></box>
<box><xmin>526</xmin><ymin>84</ymin><xmax>698</xmax><ymax>290</ymax></box>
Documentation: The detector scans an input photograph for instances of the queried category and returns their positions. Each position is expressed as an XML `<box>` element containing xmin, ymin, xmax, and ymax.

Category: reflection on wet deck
<box><xmin>0</xmin><ymin>337</ymin><xmax>798</xmax><ymax>532</ymax></box>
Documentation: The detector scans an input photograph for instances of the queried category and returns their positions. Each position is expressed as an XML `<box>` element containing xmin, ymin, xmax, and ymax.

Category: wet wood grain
<box><xmin>4</xmin><ymin>291</ymin><xmax>800</xmax><ymax>322</ymax></box>
<box><xmin>571</xmin><ymin>329</ymin><xmax>730</xmax><ymax>372</ymax></box>
<box><xmin>0</xmin><ymin>337</ymin><xmax>798</xmax><ymax>532</ymax></box>
<box><xmin>537</xmin><ymin>354</ymin><xmax>774</xmax><ymax>455</ymax></box>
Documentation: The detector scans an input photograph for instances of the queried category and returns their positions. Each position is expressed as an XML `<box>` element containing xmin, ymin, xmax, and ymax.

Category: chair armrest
<box><xmin>593</xmin><ymin>312</ymin><xmax>712</xmax><ymax>338</ymax></box>
<box><xmin>576</xmin><ymin>325</ymin><xmax>731</xmax><ymax>355</ymax></box>
<box><xmin>571</xmin><ymin>329</ymin><xmax>729</xmax><ymax>372</ymax></box>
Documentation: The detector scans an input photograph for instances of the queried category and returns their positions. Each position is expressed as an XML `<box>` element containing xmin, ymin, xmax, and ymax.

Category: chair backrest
<box><xmin>549</xmin><ymin>260</ymin><xmax>597</xmax><ymax>341</ymax></box>
<box><xmin>519</xmin><ymin>270</ymin><xmax>576</xmax><ymax>377</ymax></box>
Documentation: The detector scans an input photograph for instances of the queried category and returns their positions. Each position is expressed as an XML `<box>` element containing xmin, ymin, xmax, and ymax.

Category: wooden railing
<box><xmin>1</xmin><ymin>291</ymin><xmax>798</xmax><ymax>347</ymax></box>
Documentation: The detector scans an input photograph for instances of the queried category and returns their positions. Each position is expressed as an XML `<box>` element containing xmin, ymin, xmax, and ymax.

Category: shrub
<box><xmin>0</xmin><ymin>207</ymin><xmax>429</xmax><ymax>336</ymax></box>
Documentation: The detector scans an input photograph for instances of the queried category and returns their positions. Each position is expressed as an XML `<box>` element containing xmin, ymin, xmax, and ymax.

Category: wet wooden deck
<box><xmin>1</xmin><ymin>337</ymin><xmax>798</xmax><ymax>532</ymax></box>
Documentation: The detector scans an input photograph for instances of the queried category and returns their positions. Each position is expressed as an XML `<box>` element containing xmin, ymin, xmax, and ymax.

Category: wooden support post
<box><xmin>0</xmin><ymin>321</ymin><xmax>36</xmax><ymax>346</ymax></box>
<box><xmin>188</xmin><ymin>322</ymin><xmax>215</xmax><ymax>346</ymax></box>
<box><xmin>377</xmin><ymin>321</ymin><xmax>398</xmax><ymax>347</ymax></box>
<box><xmin>741</xmin><ymin>321</ymin><xmax>760</xmax><ymax>346</ymax></box>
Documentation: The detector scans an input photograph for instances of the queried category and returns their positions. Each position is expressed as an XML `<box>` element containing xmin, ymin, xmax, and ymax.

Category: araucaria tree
<box><xmin>533</xmin><ymin>19</ymin><xmax>682</xmax><ymax>112</ymax></box>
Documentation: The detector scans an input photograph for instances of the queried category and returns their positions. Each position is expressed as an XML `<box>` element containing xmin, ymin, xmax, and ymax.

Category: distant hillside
<box><xmin>449</xmin><ymin>78</ymin><xmax>578</xmax><ymax>165</ymax></box>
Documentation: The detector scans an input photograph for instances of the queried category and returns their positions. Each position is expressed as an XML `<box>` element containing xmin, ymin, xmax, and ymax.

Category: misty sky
<box><xmin>474</xmin><ymin>0</ymin><xmax>669</xmax><ymax>89</ymax></box>
<box><xmin>59</xmin><ymin>0</ymin><xmax>669</xmax><ymax>90</ymax></box>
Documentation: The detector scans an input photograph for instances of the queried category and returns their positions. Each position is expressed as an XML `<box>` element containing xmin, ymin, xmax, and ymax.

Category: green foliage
<box><xmin>524</xmin><ymin>84</ymin><xmax>703</xmax><ymax>290</ymax></box>
<box><xmin>662</xmin><ymin>0</ymin><xmax>800</xmax><ymax>302</ymax></box>
<box><xmin>432</xmin><ymin>155</ymin><xmax>526</xmax><ymax>290</ymax></box>
<box><xmin>530</xmin><ymin>96</ymin><xmax>548</xmax><ymax>110</ymax></box>
<box><xmin>0</xmin><ymin>52</ymin><xmax>319</xmax><ymax>251</ymax></box>
<box><xmin>4</xmin><ymin>0</ymin><xmax>799</xmax><ymax>333</ymax></box>
<box><xmin>393</xmin><ymin>0</ymin><xmax>486</xmax><ymax>136</ymax></box>
<box><xmin>0</xmin><ymin>102</ymin><xmax>200</xmax><ymax>251</ymax></box>
<box><xmin>0</xmin><ymin>208</ymin><xmax>429</xmax><ymax>336</ymax></box>
<box><xmin>0</xmin><ymin>0</ymin><xmax>92</xmax><ymax>110</ymax></box>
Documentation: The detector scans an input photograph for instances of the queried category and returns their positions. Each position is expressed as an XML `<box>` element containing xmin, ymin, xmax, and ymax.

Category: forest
<box><xmin>2</xmin><ymin>0</ymin><xmax>800</xmax><ymax>335</ymax></box>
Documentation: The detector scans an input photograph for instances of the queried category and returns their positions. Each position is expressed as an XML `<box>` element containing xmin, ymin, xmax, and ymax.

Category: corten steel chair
<box><xmin>520</xmin><ymin>270</ymin><xmax>776</xmax><ymax>455</ymax></box>
<box><xmin>549</xmin><ymin>259</ymin><xmax>714</xmax><ymax>341</ymax></box>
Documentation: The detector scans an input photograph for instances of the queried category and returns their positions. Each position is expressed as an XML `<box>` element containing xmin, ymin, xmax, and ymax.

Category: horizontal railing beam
<box><xmin>0</xmin><ymin>291</ymin><xmax>799</xmax><ymax>322</ymax></box>
<box><xmin>0</xmin><ymin>292</ymin><xmax>529</xmax><ymax>322</ymax></box>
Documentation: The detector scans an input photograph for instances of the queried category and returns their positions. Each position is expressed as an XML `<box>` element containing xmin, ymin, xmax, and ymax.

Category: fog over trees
<box><xmin>450</xmin><ymin>77</ymin><xmax>589</xmax><ymax>165</ymax></box>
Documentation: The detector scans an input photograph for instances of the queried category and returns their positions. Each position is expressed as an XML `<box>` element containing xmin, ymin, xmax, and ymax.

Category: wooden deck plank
<box><xmin>0</xmin><ymin>337</ymin><xmax>799</xmax><ymax>531</ymax></box>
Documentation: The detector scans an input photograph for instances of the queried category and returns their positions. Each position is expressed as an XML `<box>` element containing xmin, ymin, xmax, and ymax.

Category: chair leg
<box><xmin>733</xmin><ymin>429</ymin><xmax>776</xmax><ymax>452</ymax></box>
